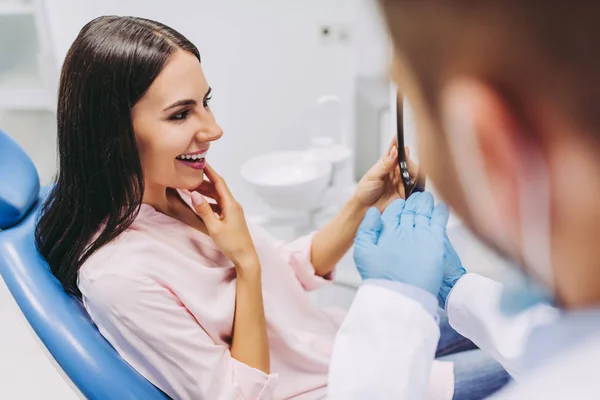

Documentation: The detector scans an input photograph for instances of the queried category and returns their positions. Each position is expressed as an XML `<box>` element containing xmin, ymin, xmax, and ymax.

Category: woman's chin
<box><xmin>174</xmin><ymin>176</ymin><xmax>205</xmax><ymax>192</ymax></box>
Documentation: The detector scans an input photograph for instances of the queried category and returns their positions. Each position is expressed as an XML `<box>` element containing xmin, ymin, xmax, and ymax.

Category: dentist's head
<box><xmin>380</xmin><ymin>1</ymin><xmax>600</xmax><ymax>309</ymax></box>
<box><xmin>36</xmin><ymin>16</ymin><xmax>221</xmax><ymax>296</ymax></box>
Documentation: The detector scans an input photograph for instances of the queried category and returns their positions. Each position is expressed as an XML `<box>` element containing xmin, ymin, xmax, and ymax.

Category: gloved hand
<box><xmin>353</xmin><ymin>192</ymin><xmax>449</xmax><ymax>296</ymax></box>
<box><xmin>438</xmin><ymin>235</ymin><xmax>466</xmax><ymax>309</ymax></box>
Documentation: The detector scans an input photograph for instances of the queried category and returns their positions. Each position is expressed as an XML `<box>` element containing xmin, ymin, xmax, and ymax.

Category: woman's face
<box><xmin>131</xmin><ymin>50</ymin><xmax>222</xmax><ymax>195</ymax></box>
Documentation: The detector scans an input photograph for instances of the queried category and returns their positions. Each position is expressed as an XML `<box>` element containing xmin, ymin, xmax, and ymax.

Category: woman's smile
<box><xmin>176</xmin><ymin>149</ymin><xmax>208</xmax><ymax>170</ymax></box>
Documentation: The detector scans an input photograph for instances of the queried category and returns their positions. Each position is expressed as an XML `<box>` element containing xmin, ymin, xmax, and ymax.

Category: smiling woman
<box><xmin>35</xmin><ymin>16</ymin><xmax>204</xmax><ymax>294</ymax></box>
<box><xmin>33</xmin><ymin>15</ymin><xmax>504</xmax><ymax>400</ymax></box>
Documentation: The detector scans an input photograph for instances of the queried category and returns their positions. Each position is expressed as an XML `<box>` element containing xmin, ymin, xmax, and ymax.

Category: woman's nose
<box><xmin>197</xmin><ymin>122</ymin><xmax>223</xmax><ymax>142</ymax></box>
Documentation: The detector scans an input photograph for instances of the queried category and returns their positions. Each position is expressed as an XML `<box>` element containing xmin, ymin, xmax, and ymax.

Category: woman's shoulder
<box><xmin>78</xmin><ymin>234</ymin><xmax>166</xmax><ymax>306</ymax></box>
<box><xmin>78</xmin><ymin>227</ymin><xmax>160</xmax><ymax>283</ymax></box>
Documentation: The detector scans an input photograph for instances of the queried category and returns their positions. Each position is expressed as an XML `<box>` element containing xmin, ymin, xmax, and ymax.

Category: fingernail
<box><xmin>405</xmin><ymin>146</ymin><xmax>411</xmax><ymax>157</ymax></box>
<box><xmin>389</xmin><ymin>145</ymin><xmax>398</xmax><ymax>160</ymax></box>
<box><xmin>191</xmin><ymin>191</ymin><xmax>203</xmax><ymax>206</ymax></box>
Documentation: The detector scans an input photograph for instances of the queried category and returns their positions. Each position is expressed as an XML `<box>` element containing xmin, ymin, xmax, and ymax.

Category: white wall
<box><xmin>354</xmin><ymin>0</ymin><xmax>389</xmax><ymax>78</ymax></box>
<box><xmin>43</xmin><ymin>0</ymin><xmax>357</xmax><ymax>215</ymax></box>
<box><xmin>352</xmin><ymin>0</ymin><xmax>392</xmax><ymax>177</ymax></box>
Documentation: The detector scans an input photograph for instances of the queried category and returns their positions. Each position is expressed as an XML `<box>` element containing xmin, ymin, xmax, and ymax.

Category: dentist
<box><xmin>329</xmin><ymin>1</ymin><xmax>600</xmax><ymax>399</ymax></box>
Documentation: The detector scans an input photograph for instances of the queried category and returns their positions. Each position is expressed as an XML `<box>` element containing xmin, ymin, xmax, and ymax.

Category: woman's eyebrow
<box><xmin>163</xmin><ymin>99</ymin><xmax>197</xmax><ymax>111</ymax></box>
<box><xmin>162</xmin><ymin>87</ymin><xmax>211</xmax><ymax>111</ymax></box>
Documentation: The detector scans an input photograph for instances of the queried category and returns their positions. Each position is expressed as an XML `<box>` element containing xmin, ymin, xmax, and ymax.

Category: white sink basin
<box><xmin>241</xmin><ymin>151</ymin><xmax>333</xmax><ymax>210</ymax></box>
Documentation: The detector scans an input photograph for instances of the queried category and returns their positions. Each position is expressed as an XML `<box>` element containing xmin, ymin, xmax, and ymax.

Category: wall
<box><xmin>352</xmin><ymin>0</ymin><xmax>392</xmax><ymax>178</ymax></box>
<box><xmin>42</xmin><ymin>0</ymin><xmax>357</xmax><ymax>216</ymax></box>
<box><xmin>354</xmin><ymin>0</ymin><xmax>389</xmax><ymax>78</ymax></box>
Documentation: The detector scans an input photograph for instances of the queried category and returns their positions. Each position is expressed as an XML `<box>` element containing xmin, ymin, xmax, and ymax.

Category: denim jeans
<box><xmin>436</xmin><ymin>310</ymin><xmax>511</xmax><ymax>400</ymax></box>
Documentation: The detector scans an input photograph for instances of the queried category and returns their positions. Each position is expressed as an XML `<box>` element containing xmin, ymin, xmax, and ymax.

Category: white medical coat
<box><xmin>328</xmin><ymin>273</ymin><xmax>600</xmax><ymax>399</ymax></box>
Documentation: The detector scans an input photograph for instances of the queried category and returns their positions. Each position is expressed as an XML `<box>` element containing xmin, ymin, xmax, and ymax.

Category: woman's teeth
<box><xmin>177</xmin><ymin>153</ymin><xmax>206</xmax><ymax>161</ymax></box>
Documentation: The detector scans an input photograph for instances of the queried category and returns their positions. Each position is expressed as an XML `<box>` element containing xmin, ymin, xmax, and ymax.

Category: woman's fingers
<box><xmin>366</xmin><ymin>143</ymin><xmax>398</xmax><ymax>183</ymax></box>
<box><xmin>387</xmin><ymin>136</ymin><xmax>398</xmax><ymax>152</ymax></box>
<box><xmin>203</xmin><ymin>164</ymin><xmax>235</xmax><ymax>207</ymax></box>
<box><xmin>194</xmin><ymin>180</ymin><xmax>219</xmax><ymax>201</ymax></box>
<box><xmin>391</xmin><ymin>165</ymin><xmax>406</xmax><ymax>199</ymax></box>
<box><xmin>191</xmin><ymin>191</ymin><xmax>219</xmax><ymax>228</ymax></box>
<box><xmin>210</xmin><ymin>202</ymin><xmax>223</xmax><ymax>216</ymax></box>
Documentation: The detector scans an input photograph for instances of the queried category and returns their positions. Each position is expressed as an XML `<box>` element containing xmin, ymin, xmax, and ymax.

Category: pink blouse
<box><xmin>78</xmin><ymin>191</ymin><xmax>343</xmax><ymax>399</ymax></box>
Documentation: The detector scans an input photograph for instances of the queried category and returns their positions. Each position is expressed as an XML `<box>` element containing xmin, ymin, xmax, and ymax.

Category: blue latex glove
<box><xmin>353</xmin><ymin>192</ymin><xmax>449</xmax><ymax>296</ymax></box>
<box><xmin>438</xmin><ymin>235</ymin><xmax>466</xmax><ymax>309</ymax></box>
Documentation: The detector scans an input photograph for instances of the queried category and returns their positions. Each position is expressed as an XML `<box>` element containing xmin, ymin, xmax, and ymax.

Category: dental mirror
<box><xmin>396</xmin><ymin>92</ymin><xmax>425</xmax><ymax>197</ymax></box>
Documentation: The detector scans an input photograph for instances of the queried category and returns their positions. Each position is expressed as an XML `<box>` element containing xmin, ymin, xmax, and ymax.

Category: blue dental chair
<box><xmin>0</xmin><ymin>130</ymin><xmax>168</xmax><ymax>399</ymax></box>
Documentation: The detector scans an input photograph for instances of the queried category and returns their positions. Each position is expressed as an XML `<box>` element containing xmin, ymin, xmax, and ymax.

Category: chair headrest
<box><xmin>0</xmin><ymin>129</ymin><xmax>40</xmax><ymax>230</ymax></box>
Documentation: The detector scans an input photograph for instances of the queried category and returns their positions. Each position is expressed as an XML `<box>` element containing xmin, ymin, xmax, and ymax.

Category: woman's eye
<box><xmin>203</xmin><ymin>96</ymin><xmax>212</xmax><ymax>109</ymax></box>
<box><xmin>170</xmin><ymin>110</ymin><xmax>190</xmax><ymax>121</ymax></box>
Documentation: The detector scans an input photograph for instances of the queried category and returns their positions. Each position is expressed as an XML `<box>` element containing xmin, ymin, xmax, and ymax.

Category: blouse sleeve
<box><xmin>249</xmin><ymin>223</ymin><xmax>334</xmax><ymax>291</ymax></box>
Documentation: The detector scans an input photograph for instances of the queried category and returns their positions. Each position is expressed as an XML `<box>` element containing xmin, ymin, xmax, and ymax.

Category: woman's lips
<box><xmin>176</xmin><ymin>149</ymin><xmax>208</xmax><ymax>170</ymax></box>
<box><xmin>179</xmin><ymin>149</ymin><xmax>208</xmax><ymax>156</ymax></box>
<box><xmin>177</xmin><ymin>158</ymin><xmax>207</xmax><ymax>170</ymax></box>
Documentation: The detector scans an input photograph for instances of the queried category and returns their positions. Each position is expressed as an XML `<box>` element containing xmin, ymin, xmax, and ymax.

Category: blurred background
<box><xmin>0</xmin><ymin>0</ymin><xmax>392</xmax><ymax>193</ymax></box>
<box><xmin>0</xmin><ymin>0</ymin><xmax>508</xmax><ymax>398</ymax></box>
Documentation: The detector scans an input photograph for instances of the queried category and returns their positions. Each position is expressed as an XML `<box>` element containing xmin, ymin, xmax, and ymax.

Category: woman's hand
<box><xmin>310</xmin><ymin>141</ymin><xmax>418</xmax><ymax>277</ymax></box>
<box><xmin>354</xmin><ymin>138</ymin><xmax>418</xmax><ymax>212</ymax></box>
<box><xmin>191</xmin><ymin>164</ymin><xmax>259</xmax><ymax>269</ymax></box>
<box><xmin>192</xmin><ymin>165</ymin><xmax>270</xmax><ymax>374</ymax></box>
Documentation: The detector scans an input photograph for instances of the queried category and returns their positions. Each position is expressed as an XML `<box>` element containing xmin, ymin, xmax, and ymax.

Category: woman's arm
<box><xmin>231</xmin><ymin>257</ymin><xmax>270</xmax><ymax>374</ymax></box>
<box><xmin>310</xmin><ymin>196</ymin><xmax>368</xmax><ymax>277</ymax></box>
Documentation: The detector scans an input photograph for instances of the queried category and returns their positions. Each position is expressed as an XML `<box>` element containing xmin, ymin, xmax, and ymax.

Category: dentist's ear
<box><xmin>440</xmin><ymin>79</ymin><xmax>521</xmax><ymax>256</ymax></box>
